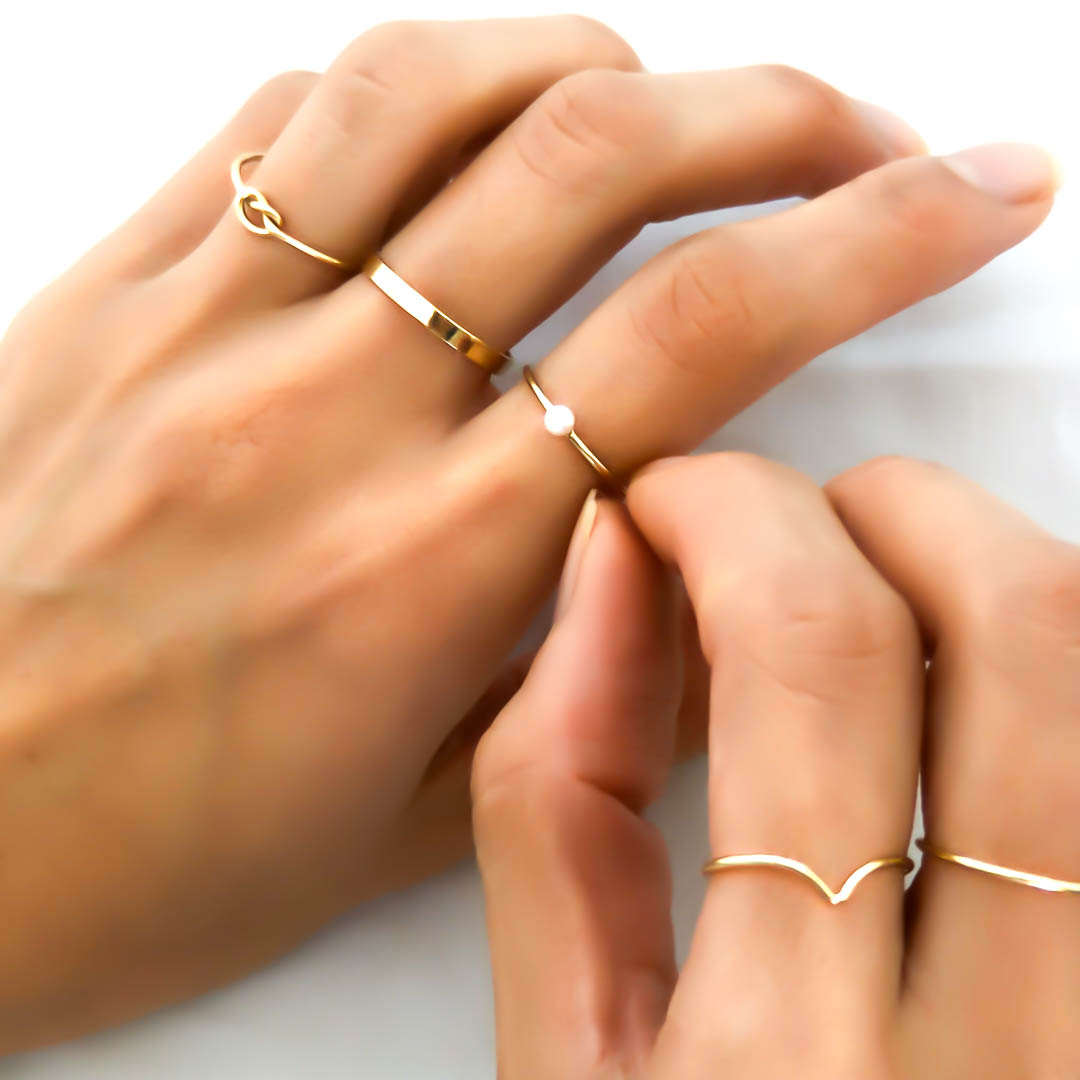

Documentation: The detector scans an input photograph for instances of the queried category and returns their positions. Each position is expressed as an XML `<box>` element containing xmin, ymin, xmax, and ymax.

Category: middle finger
<box><xmin>432</xmin><ymin>139</ymin><xmax>1057</xmax><ymax>654</ymax></box>
<box><xmin>321</xmin><ymin>63</ymin><xmax>923</xmax><ymax>395</ymax></box>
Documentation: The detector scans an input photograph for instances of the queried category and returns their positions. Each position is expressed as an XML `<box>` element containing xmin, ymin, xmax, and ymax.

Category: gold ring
<box><xmin>361</xmin><ymin>253</ymin><xmax>511</xmax><ymax>375</ymax></box>
<box><xmin>917</xmin><ymin>838</ymin><xmax>1080</xmax><ymax>894</ymax></box>
<box><xmin>230</xmin><ymin>153</ymin><xmax>348</xmax><ymax>269</ymax></box>
<box><xmin>521</xmin><ymin>365</ymin><xmax>620</xmax><ymax>489</ymax></box>
<box><xmin>702</xmin><ymin>852</ymin><xmax>914</xmax><ymax>906</ymax></box>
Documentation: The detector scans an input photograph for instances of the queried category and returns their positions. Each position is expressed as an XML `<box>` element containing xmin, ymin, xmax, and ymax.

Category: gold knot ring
<box><xmin>230</xmin><ymin>153</ymin><xmax>348</xmax><ymax>269</ymax></box>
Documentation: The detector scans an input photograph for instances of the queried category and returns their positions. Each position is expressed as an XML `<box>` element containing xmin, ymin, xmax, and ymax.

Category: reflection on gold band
<box><xmin>917</xmin><ymin>838</ymin><xmax>1080</xmax><ymax>894</ymax></box>
<box><xmin>701</xmin><ymin>852</ymin><xmax>914</xmax><ymax>906</ymax></box>
<box><xmin>521</xmin><ymin>365</ymin><xmax>619</xmax><ymax>489</ymax></box>
<box><xmin>361</xmin><ymin>253</ymin><xmax>511</xmax><ymax>375</ymax></box>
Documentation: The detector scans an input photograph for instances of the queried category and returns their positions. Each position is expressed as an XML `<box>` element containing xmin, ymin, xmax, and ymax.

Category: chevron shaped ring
<box><xmin>702</xmin><ymin>852</ymin><xmax>915</xmax><ymax>905</ymax></box>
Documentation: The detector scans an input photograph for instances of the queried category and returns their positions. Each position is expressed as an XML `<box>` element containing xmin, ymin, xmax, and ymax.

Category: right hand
<box><xmin>473</xmin><ymin>453</ymin><xmax>1080</xmax><ymax>1078</ymax></box>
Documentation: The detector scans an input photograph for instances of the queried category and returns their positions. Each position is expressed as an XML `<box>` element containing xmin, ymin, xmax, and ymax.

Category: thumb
<box><xmin>472</xmin><ymin>490</ymin><xmax>683</xmax><ymax>1079</ymax></box>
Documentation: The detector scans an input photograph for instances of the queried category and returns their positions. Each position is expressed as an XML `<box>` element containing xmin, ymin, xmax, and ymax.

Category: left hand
<box><xmin>472</xmin><ymin>452</ymin><xmax>1080</xmax><ymax>1078</ymax></box>
<box><xmin>0</xmin><ymin>14</ymin><xmax>1058</xmax><ymax>1046</ymax></box>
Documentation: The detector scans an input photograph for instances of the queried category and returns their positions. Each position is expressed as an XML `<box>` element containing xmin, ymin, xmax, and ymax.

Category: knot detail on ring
<box><xmin>702</xmin><ymin>852</ymin><xmax>914</xmax><ymax>905</ymax></box>
<box><xmin>229</xmin><ymin>153</ymin><xmax>348</xmax><ymax>268</ymax></box>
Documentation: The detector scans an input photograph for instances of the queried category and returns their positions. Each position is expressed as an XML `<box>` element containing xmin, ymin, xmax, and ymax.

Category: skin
<box><xmin>473</xmin><ymin>453</ymin><xmax>1080</xmax><ymax>1078</ymax></box>
<box><xmin>0</xmin><ymin>14</ymin><xmax>1060</xmax><ymax>1054</ymax></box>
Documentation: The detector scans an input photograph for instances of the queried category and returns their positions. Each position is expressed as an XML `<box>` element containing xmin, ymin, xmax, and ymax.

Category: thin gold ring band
<box><xmin>361</xmin><ymin>253</ymin><xmax>512</xmax><ymax>376</ymax></box>
<box><xmin>702</xmin><ymin>852</ymin><xmax>914</xmax><ymax>906</ymax></box>
<box><xmin>230</xmin><ymin>153</ymin><xmax>348</xmax><ymax>269</ymax></box>
<box><xmin>917</xmin><ymin>838</ymin><xmax>1080</xmax><ymax>894</ymax></box>
<box><xmin>521</xmin><ymin>365</ymin><xmax>619</xmax><ymax>489</ymax></box>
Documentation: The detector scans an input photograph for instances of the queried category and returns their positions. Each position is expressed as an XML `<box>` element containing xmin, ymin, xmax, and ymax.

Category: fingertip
<box><xmin>627</xmin><ymin>453</ymin><xmax>693</xmax><ymax>491</ymax></box>
<box><xmin>940</xmin><ymin>141</ymin><xmax>1063</xmax><ymax>204</ymax></box>
<box><xmin>825</xmin><ymin>455</ymin><xmax>948</xmax><ymax>510</ymax></box>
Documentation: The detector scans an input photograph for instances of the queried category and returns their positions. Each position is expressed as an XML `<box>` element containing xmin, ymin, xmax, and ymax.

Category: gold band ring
<box><xmin>702</xmin><ymin>852</ymin><xmax>914</xmax><ymax>906</ymax></box>
<box><xmin>230</xmin><ymin>154</ymin><xmax>348</xmax><ymax>269</ymax></box>
<box><xmin>361</xmin><ymin>253</ymin><xmax>512</xmax><ymax>375</ymax></box>
<box><xmin>917</xmin><ymin>838</ymin><xmax>1080</xmax><ymax>894</ymax></box>
<box><xmin>521</xmin><ymin>366</ymin><xmax>619</xmax><ymax>489</ymax></box>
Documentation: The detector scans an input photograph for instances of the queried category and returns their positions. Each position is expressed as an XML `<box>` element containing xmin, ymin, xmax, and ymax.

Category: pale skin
<box><xmin>0</xmin><ymin>13</ymin><xmax>1062</xmax><ymax>1055</ymax></box>
<box><xmin>474</xmin><ymin>454</ymin><xmax>1080</xmax><ymax>1078</ymax></box>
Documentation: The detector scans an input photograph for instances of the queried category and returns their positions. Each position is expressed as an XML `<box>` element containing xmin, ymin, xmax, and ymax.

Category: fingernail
<box><xmin>554</xmin><ymin>489</ymin><xmax>599</xmax><ymax>622</ymax></box>
<box><xmin>851</xmin><ymin>99</ymin><xmax>929</xmax><ymax>157</ymax></box>
<box><xmin>941</xmin><ymin>142</ymin><xmax>1064</xmax><ymax>203</ymax></box>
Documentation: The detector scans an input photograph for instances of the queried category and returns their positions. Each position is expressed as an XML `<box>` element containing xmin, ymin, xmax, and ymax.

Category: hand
<box><xmin>473</xmin><ymin>453</ymin><xmax>1080</xmax><ymax>1078</ymax></box>
<box><xmin>0</xmin><ymin>13</ymin><xmax>1058</xmax><ymax>1050</ymax></box>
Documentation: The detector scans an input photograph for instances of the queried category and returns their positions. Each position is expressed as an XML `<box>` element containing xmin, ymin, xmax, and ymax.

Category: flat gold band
<box><xmin>702</xmin><ymin>853</ymin><xmax>914</xmax><ymax>906</ymax></box>
<box><xmin>230</xmin><ymin>153</ymin><xmax>348</xmax><ymax>269</ymax></box>
<box><xmin>917</xmin><ymin>838</ymin><xmax>1080</xmax><ymax>894</ymax></box>
<box><xmin>361</xmin><ymin>253</ymin><xmax>512</xmax><ymax>375</ymax></box>
<box><xmin>521</xmin><ymin>365</ymin><xmax>619</xmax><ymax>489</ymax></box>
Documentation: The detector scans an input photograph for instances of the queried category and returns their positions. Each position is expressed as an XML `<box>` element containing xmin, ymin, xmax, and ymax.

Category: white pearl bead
<box><xmin>544</xmin><ymin>404</ymin><xmax>576</xmax><ymax>437</ymax></box>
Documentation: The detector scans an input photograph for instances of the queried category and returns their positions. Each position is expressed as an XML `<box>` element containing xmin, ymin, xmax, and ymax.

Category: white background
<box><xmin>2</xmin><ymin>0</ymin><xmax>1077</xmax><ymax>1076</ymax></box>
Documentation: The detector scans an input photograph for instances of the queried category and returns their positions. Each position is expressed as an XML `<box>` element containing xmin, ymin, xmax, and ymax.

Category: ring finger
<box><xmin>179</xmin><ymin>15</ymin><xmax>644</xmax><ymax>310</ymax></box>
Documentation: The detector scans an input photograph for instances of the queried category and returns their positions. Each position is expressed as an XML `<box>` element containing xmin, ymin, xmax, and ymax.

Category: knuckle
<box><xmin>327</xmin><ymin>21</ymin><xmax>441</xmax><ymax>111</ymax></box>
<box><xmin>827</xmin><ymin>454</ymin><xmax>936</xmax><ymax>502</ymax></box>
<box><xmin>974</xmin><ymin>541</ymin><xmax>1080</xmax><ymax>650</ymax></box>
<box><xmin>874</xmin><ymin>162</ymin><xmax>957</xmax><ymax>249</ymax></box>
<box><xmin>555</xmin><ymin>14</ymin><xmax>644</xmax><ymax>70</ymax></box>
<box><xmin>706</xmin><ymin>557</ymin><xmax>915</xmax><ymax>696</ymax></box>
<box><xmin>694</xmin><ymin>449</ymin><xmax>791</xmax><ymax>496</ymax></box>
<box><xmin>244</xmin><ymin>70</ymin><xmax>318</xmax><ymax>115</ymax></box>
<box><xmin>470</xmin><ymin>731</ymin><xmax>542</xmax><ymax>839</ymax></box>
<box><xmin>559</xmin><ymin>13</ymin><xmax>633</xmax><ymax>52</ymax></box>
<box><xmin>511</xmin><ymin>69</ymin><xmax>665</xmax><ymax>194</ymax></box>
<box><xmin>628</xmin><ymin>235</ymin><xmax>774</xmax><ymax>379</ymax></box>
<box><xmin>758</xmin><ymin>63</ymin><xmax>851</xmax><ymax>130</ymax></box>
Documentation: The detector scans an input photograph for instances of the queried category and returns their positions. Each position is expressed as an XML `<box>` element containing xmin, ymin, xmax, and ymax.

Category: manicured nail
<box><xmin>941</xmin><ymin>142</ymin><xmax>1063</xmax><ymax>203</ymax></box>
<box><xmin>554</xmin><ymin>489</ymin><xmax>599</xmax><ymax>622</ymax></box>
<box><xmin>851</xmin><ymin>99</ymin><xmax>929</xmax><ymax>157</ymax></box>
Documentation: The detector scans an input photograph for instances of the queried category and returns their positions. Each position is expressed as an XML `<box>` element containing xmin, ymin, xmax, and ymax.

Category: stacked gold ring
<box><xmin>521</xmin><ymin>365</ymin><xmax>619</xmax><ymax>490</ymax></box>
<box><xmin>361</xmin><ymin>253</ymin><xmax>512</xmax><ymax>375</ymax></box>
<box><xmin>702</xmin><ymin>852</ymin><xmax>913</xmax><ymax>906</ymax></box>
<box><xmin>229</xmin><ymin>153</ymin><xmax>511</xmax><ymax>375</ymax></box>
<box><xmin>916</xmin><ymin>838</ymin><xmax>1080</xmax><ymax>894</ymax></box>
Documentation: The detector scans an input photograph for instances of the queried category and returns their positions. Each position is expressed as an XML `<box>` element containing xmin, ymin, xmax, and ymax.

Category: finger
<box><xmin>825</xmin><ymin>457</ymin><xmax>1080</xmax><ymax>1073</ymax></box>
<box><xmin>86</xmin><ymin>72</ymin><xmax>318</xmax><ymax>281</ymax></box>
<box><xmin>473</xmin><ymin>492</ymin><xmax>683</xmax><ymax>1077</ymax></box>
<box><xmin>181</xmin><ymin>16</ymin><xmax>643</xmax><ymax>310</ymax></box>
<box><xmin>320</xmin><ymin>64</ymin><xmax>925</xmax><ymax>401</ymax></box>
<box><xmin>625</xmin><ymin>454</ymin><xmax>922</xmax><ymax>1074</ymax></box>
<box><xmin>452</xmin><ymin>141</ymin><xmax>1059</xmax><ymax>512</ymax></box>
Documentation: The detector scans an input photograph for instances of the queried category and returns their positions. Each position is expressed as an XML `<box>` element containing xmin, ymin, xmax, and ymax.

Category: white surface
<box><xmin>2</xmin><ymin>0</ymin><xmax>1078</xmax><ymax>1076</ymax></box>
